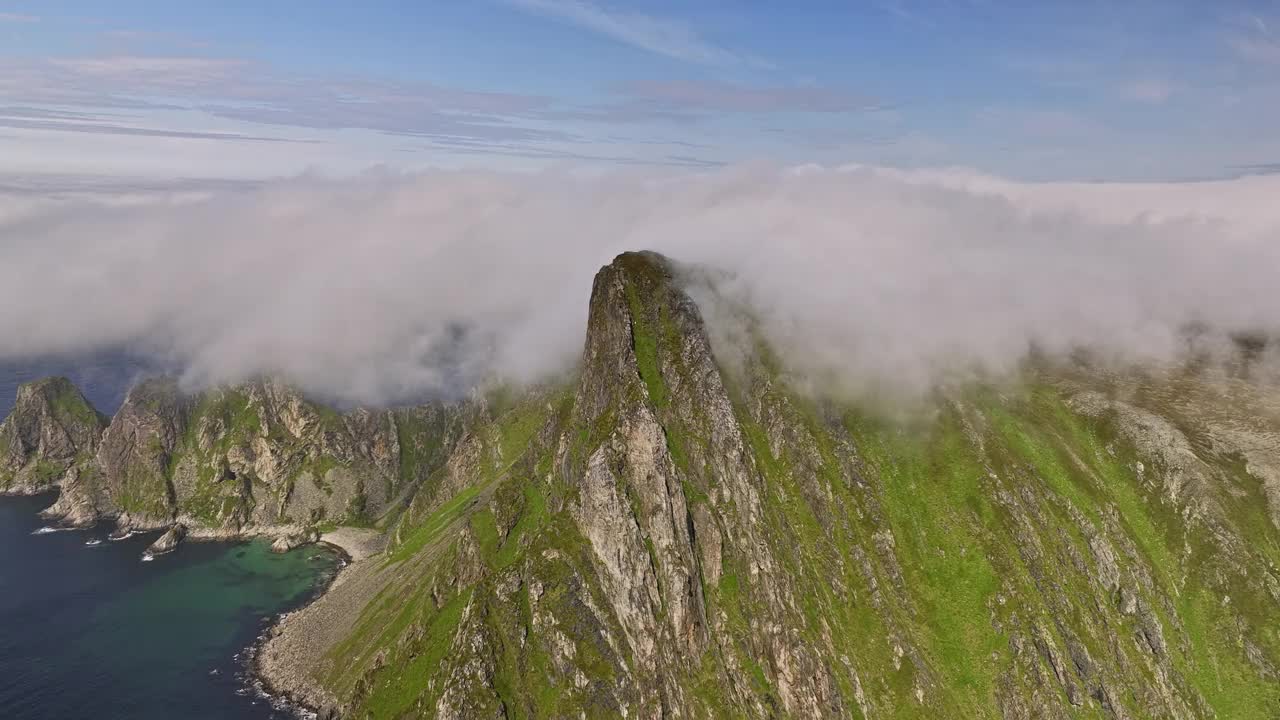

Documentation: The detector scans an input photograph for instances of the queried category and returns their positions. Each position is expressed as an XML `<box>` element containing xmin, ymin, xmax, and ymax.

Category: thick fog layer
<box><xmin>1</xmin><ymin>166</ymin><xmax>1277</xmax><ymax>405</ymax></box>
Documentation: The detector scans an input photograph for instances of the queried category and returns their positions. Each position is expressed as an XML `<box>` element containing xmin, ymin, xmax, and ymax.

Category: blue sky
<box><xmin>2</xmin><ymin>0</ymin><xmax>1280</xmax><ymax>181</ymax></box>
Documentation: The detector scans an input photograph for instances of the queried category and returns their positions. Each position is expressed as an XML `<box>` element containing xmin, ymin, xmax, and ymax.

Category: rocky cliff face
<box><xmin>0</xmin><ymin>377</ymin><xmax>106</xmax><ymax>496</ymax></box>
<box><xmin>11</xmin><ymin>376</ymin><xmax>470</xmax><ymax>534</ymax></box>
<box><xmin>260</xmin><ymin>251</ymin><xmax>1280</xmax><ymax>720</ymax></box>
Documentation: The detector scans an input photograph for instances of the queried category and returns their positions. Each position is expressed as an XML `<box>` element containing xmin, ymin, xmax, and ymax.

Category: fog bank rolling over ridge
<box><xmin>1</xmin><ymin>165</ymin><xmax>1277</xmax><ymax>406</ymax></box>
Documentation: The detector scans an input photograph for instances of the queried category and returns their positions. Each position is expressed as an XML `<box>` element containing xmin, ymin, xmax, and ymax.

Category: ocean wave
<box><xmin>31</xmin><ymin>525</ymin><xmax>73</xmax><ymax>535</ymax></box>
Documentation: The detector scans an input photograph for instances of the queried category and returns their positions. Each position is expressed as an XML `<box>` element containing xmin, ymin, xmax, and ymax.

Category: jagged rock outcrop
<box><xmin>272</xmin><ymin>529</ymin><xmax>320</xmax><ymax>553</ymax></box>
<box><xmin>146</xmin><ymin>523</ymin><xmax>187</xmax><ymax>556</ymax></box>
<box><xmin>97</xmin><ymin>377</ymin><xmax>190</xmax><ymax>528</ymax></box>
<box><xmin>562</xmin><ymin>251</ymin><xmax>831</xmax><ymax>715</ymax></box>
<box><xmin>12</xmin><ymin>376</ymin><xmax>470</xmax><ymax>538</ymax></box>
<box><xmin>0</xmin><ymin>377</ymin><xmax>107</xmax><ymax>497</ymax></box>
<box><xmin>162</xmin><ymin>379</ymin><xmax>404</xmax><ymax>532</ymax></box>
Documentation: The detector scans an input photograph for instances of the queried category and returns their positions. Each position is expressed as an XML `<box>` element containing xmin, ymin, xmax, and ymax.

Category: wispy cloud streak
<box><xmin>506</xmin><ymin>0</ymin><xmax>764</xmax><ymax>66</ymax></box>
<box><xmin>0</xmin><ymin>55</ymin><xmax>569</xmax><ymax>150</ymax></box>
<box><xmin>618</xmin><ymin>80</ymin><xmax>878</xmax><ymax>113</ymax></box>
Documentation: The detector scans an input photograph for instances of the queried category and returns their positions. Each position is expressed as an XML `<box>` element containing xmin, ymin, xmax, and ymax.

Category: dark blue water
<box><xmin>0</xmin><ymin>495</ymin><xmax>339</xmax><ymax>720</ymax></box>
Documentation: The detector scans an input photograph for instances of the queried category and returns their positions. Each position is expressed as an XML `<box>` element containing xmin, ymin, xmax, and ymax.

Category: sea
<box><xmin>0</xmin><ymin>357</ymin><xmax>341</xmax><ymax>720</ymax></box>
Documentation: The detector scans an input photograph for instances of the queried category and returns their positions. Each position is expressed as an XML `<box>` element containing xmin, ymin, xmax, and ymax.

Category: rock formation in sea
<box><xmin>146</xmin><ymin>523</ymin><xmax>186</xmax><ymax>556</ymax></box>
<box><xmin>5</xmin><ymin>251</ymin><xmax>1280</xmax><ymax>718</ymax></box>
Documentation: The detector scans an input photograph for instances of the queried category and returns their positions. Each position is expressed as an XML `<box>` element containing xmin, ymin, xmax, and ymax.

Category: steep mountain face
<box><xmin>6</xmin><ymin>251</ymin><xmax>1279</xmax><ymax>719</ymax></box>
<box><xmin>261</xmin><ymin>251</ymin><xmax>1280</xmax><ymax>719</ymax></box>
<box><xmin>19</xmin><ymin>376</ymin><xmax>470</xmax><ymax>532</ymax></box>
<box><xmin>0</xmin><ymin>377</ymin><xmax>107</xmax><ymax>495</ymax></box>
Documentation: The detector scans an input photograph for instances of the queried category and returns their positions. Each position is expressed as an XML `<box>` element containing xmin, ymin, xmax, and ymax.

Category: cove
<box><xmin>0</xmin><ymin>494</ymin><xmax>339</xmax><ymax>720</ymax></box>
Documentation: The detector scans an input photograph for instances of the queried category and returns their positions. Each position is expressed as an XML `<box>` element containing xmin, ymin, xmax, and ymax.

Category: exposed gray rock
<box><xmin>12</xmin><ymin>371</ymin><xmax>470</xmax><ymax>541</ymax></box>
<box><xmin>0</xmin><ymin>377</ymin><xmax>106</xmax><ymax>496</ymax></box>
<box><xmin>271</xmin><ymin>529</ymin><xmax>319</xmax><ymax>553</ymax></box>
<box><xmin>146</xmin><ymin>523</ymin><xmax>187</xmax><ymax>556</ymax></box>
<box><xmin>92</xmin><ymin>377</ymin><xmax>189</xmax><ymax>526</ymax></box>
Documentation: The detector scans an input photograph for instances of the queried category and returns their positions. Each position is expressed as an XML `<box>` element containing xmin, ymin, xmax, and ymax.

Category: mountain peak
<box><xmin>610</xmin><ymin>249</ymin><xmax>674</xmax><ymax>284</ymax></box>
<box><xmin>1</xmin><ymin>376</ymin><xmax>106</xmax><ymax>495</ymax></box>
<box><xmin>578</xmin><ymin>249</ymin><xmax>712</xmax><ymax>429</ymax></box>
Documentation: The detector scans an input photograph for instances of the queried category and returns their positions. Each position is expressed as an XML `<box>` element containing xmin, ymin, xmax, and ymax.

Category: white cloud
<box><xmin>0</xmin><ymin>165</ymin><xmax>1277</xmax><ymax>405</ymax></box>
<box><xmin>0</xmin><ymin>13</ymin><xmax>38</xmax><ymax>23</ymax></box>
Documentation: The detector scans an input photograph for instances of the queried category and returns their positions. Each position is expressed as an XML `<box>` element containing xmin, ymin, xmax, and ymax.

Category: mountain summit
<box><xmin>5</xmin><ymin>251</ymin><xmax>1279</xmax><ymax>719</ymax></box>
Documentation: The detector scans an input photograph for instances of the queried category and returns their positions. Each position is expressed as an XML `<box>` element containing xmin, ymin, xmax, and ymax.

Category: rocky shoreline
<box><xmin>253</xmin><ymin>528</ymin><xmax>388</xmax><ymax>720</ymax></box>
<box><xmin>28</xmin><ymin>506</ymin><xmax>335</xmax><ymax>555</ymax></box>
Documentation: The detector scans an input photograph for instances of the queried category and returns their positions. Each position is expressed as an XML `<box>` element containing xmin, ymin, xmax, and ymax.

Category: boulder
<box><xmin>271</xmin><ymin>529</ymin><xmax>319</xmax><ymax>553</ymax></box>
<box><xmin>146</xmin><ymin>523</ymin><xmax>187</xmax><ymax>556</ymax></box>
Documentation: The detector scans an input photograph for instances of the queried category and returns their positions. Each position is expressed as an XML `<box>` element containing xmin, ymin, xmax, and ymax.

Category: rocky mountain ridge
<box><xmin>5</xmin><ymin>251</ymin><xmax>1280</xmax><ymax>718</ymax></box>
<box><xmin>260</xmin><ymin>251</ymin><xmax>1280</xmax><ymax>719</ymax></box>
<box><xmin>2</xmin><ymin>374</ymin><xmax>473</xmax><ymax>540</ymax></box>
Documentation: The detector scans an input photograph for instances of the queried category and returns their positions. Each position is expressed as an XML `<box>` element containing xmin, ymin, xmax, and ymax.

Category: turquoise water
<box><xmin>0</xmin><ymin>495</ymin><xmax>339</xmax><ymax>720</ymax></box>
